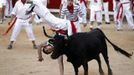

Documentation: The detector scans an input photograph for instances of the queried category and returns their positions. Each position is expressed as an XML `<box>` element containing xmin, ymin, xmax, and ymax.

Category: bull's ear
<box><xmin>48</xmin><ymin>39</ymin><xmax>54</xmax><ymax>44</ymax></box>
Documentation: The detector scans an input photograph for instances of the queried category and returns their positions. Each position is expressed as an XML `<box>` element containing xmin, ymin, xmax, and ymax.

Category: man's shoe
<box><xmin>117</xmin><ymin>29</ymin><xmax>122</xmax><ymax>31</ymax></box>
<box><xmin>105</xmin><ymin>22</ymin><xmax>110</xmax><ymax>24</ymax></box>
<box><xmin>7</xmin><ymin>45</ymin><xmax>12</xmax><ymax>49</ymax></box>
<box><xmin>33</xmin><ymin>45</ymin><xmax>38</xmax><ymax>49</ymax></box>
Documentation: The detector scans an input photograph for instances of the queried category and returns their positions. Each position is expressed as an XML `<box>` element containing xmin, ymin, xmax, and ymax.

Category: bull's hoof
<box><xmin>99</xmin><ymin>70</ymin><xmax>105</xmax><ymax>75</ymax></box>
<box><xmin>108</xmin><ymin>70</ymin><xmax>113</xmax><ymax>75</ymax></box>
<box><xmin>100</xmin><ymin>72</ymin><xmax>105</xmax><ymax>75</ymax></box>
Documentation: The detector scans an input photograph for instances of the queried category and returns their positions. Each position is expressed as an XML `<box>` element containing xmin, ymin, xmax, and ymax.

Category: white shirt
<box><xmin>61</xmin><ymin>0</ymin><xmax>67</xmax><ymax>9</ymax></box>
<box><xmin>12</xmin><ymin>0</ymin><xmax>32</xmax><ymax>19</ymax></box>
<box><xmin>120</xmin><ymin>0</ymin><xmax>130</xmax><ymax>3</ymax></box>
<box><xmin>0</xmin><ymin>0</ymin><xmax>7</xmax><ymax>6</ymax></box>
<box><xmin>41</xmin><ymin>0</ymin><xmax>49</xmax><ymax>6</ymax></box>
<box><xmin>88</xmin><ymin>0</ymin><xmax>102</xmax><ymax>11</ymax></box>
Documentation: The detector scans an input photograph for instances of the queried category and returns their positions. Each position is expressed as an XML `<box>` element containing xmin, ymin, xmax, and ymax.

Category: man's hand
<box><xmin>8</xmin><ymin>21</ymin><xmax>11</xmax><ymax>25</ymax></box>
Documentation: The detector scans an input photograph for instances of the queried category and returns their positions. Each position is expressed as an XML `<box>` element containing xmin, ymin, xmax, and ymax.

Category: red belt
<box><xmin>52</xmin><ymin>29</ymin><xmax>67</xmax><ymax>35</ymax></box>
<box><xmin>122</xmin><ymin>2</ymin><xmax>130</xmax><ymax>4</ymax></box>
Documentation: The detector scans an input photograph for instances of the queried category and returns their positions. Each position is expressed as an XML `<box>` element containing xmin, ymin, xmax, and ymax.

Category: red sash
<box><xmin>70</xmin><ymin>21</ymin><xmax>76</xmax><ymax>34</ymax></box>
<box><xmin>3</xmin><ymin>18</ymin><xmax>17</xmax><ymax>36</ymax></box>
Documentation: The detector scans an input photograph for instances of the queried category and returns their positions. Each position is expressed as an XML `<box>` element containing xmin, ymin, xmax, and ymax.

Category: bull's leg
<box><xmin>102</xmin><ymin>53</ymin><xmax>113</xmax><ymax>75</ymax></box>
<box><xmin>82</xmin><ymin>62</ymin><xmax>88</xmax><ymax>75</ymax></box>
<box><xmin>96</xmin><ymin>56</ymin><xmax>105</xmax><ymax>75</ymax></box>
<box><xmin>101</xmin><ymin>40</ymin><xmax>113</xmax><ymax>75</ymax></box>
<box><xmin>73</xmin><ymin>65</ymin><xmax>79</xmax><ymax>75</ymax></box>
<box><xmin>58</xmin><ymin>56</ymin><xmax>64</xmax><ymax>75</ymax></box>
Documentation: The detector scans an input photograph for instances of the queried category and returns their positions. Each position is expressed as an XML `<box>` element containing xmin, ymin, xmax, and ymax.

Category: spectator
<box><xmin>114</xmin><ymin>0</ymin><xmax>134</xmax><ymax>31</ymax></box>
<box><xmin>102</xmin><ymin>0</ymin><xmax>110</xmax><ymax>24</ymax></box>
<box><xmin>7</xmin><ymin>0</ymin><xmax>37</xmax><ymax>49</ymax></box>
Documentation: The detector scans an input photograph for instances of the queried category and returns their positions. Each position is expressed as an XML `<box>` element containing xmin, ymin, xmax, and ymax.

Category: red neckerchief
<box><xmin>67</xmin><ymin>4</ymin><xmax>74</xmax><ymax>14</ymax></box>
<box><xmin>21</xmin><ymin>0</ymin><xmax>26</xmax><ymax>4</ymax></box>
<box><xmin>80</xmin><ymin>0</ymin><xmax>87</xmax><ymax>7</ymax></box>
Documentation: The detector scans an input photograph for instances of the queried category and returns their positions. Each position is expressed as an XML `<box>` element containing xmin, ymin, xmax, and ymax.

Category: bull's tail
<box><xmin>97</xmin><ymin>28</ymin><xmax>133</xmax><ymax>58</ymax></box>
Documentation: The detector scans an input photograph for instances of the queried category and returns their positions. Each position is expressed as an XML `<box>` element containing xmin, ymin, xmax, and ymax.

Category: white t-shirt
<box><xmin>0</xmin><ymin>0</ymin><xmax>7</xmax><ymax>6</ymax></box>
<box><xmin>12</xmin><ymin>0</ymin><xmax>32</xmax><ymax>19</ymax></box>
<box><xmin>61</xmin><ymin>0</ymin><xmax>67</xmax><ymax>9</ymax></box>
<box><xmin>120</xmin><ymin>0</ymin><xmax>130</xmax><ymax>3</ymax></box>
<box><xmin>88</xmin><ymin>0</ymin><xmax>102</xmax><ymax>11</ymax></box>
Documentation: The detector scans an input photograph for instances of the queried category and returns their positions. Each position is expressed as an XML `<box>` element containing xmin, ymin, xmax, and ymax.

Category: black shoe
<box><xmin>117</xmin><ymin>29</ymin><xmax>123</xmax><ymax>31</ymax></box>
<box><xmin>105</xmin><ymin>22</ymin><xmax>110</xmax><ymax>24</ymax></box>
<box><xmin>7</xmin><ymin>45</ymin><xmax>12</xmax><ymax>49</ymax></box>
<box><xmin>33</xmin><ymin>45</ymin><xmax>37</xmax><ymax>49</ymax></box>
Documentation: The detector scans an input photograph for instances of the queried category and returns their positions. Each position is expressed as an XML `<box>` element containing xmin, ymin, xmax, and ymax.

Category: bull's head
<box><xmin>42</xmin><ymin>26</ymin><xmax>68</xmax><ymax>59</ymax></box>
<box><xmin>51</xmin><ymin>35</ymin><xmax>67</xmax><ymax>59</ymax></box>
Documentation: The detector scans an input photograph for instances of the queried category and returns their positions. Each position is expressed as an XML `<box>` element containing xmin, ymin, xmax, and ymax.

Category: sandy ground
<box><xmin>0</xmin><ymin>19</ymin><xmax>134</xmax><ymax>75</ymax></box>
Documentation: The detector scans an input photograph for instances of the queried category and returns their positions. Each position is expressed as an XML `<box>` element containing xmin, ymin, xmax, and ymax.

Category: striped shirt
<box><xmin>116</xmin><ymin>0</ymin><xmax>130</xmax><ymax>3</ymax></box>
<box><xmin>60</xmin><ymin>4</ymin><xmax>85</xmax><ymax>22</ymax></box>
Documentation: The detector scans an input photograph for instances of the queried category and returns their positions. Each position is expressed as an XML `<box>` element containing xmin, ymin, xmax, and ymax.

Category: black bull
<box><xmin>42</xmin><ymin>26</ymin><xmax>133</xmax><ymax>75</ymax></box>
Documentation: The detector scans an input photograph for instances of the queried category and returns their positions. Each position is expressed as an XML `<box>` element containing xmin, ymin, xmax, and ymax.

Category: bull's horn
<box><xmin>42</xmin><ymin>26</ymin><xmax>53</xmax><ymax>38</ymax></box>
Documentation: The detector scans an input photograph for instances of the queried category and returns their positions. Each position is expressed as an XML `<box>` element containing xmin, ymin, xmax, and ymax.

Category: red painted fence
<box><xmin>12</xmin><ymin>0</ymin><xmax>114</xmax><ymax>11</ymax></box>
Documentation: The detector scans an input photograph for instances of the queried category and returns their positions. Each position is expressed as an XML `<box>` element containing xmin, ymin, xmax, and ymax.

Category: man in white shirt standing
<box><xmin>102</xmin><ymin>0</ymin><xmax>110</xmax><ymax>24</ymax></box>
<box><xmin>7</xmin><ymin>0</ymin><xmax>37</xmax><ymax>49</ymax></box>
<box><xmin>0</xmin><ymin>0</ymin><xmax>7</xmax><ymax>23</ymax></box>
<box><xmin>59</xmin><ymin>0</ymin><xmax>87</xmax><ymax>75</ymax></box>
<box><xmin>115</xmin><ymin>0</ymin><xmax>134</xmax><ymax>31</ymax></box>
<box><xmin>87</xmin><ymin>0</ymin><xmax>103</xmax><ymax>30</ymax></box>
<box><xmin>76</xmin><ymin>0</ymin><xmax>88</xmax><ymax>25</ymax></box>
<box><xmin>5</xmin><ymin>0</ymin><xmax>13</xmax><ymax>17</ymax></box>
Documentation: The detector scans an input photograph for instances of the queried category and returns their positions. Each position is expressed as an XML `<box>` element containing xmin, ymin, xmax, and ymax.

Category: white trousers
<box><xmin>32</xmin><ymin>0</ymin><xmax>80</xmax><ymax>36</ymax></box>
<box><xmin>103</xmin><ymin>2</ymin><xmax>110</xmax><ymax>23</ymax></box>
<box><xmin>10</xmin><ymin>19</ymin><xmax>35</xmax><ymax>41</ymax></box>
<box><xmin>90</xmin><ymin>10</ymin><xmax>102</xmax><ymax>23</ymax></box>
<box><xmin>75</xmin><ymin>21</ymin><xmax>81</xmax><ymax>32</ymax></box>
<box><xmin>113</xmin><ymin>0</ymin><xmax>116</xmax><ymax>22</ymax></box>
<box><xmin>115</xmin><ymin>3</ymin><xmax>134</xmax><ymax>29</ymax></box>
<box><xmin>5</xmin><ymin>0</ymin><xmax>12</xmax><ymax>16</ymax></box>
<box><xmin>67</xmin><ymin>20</ymin><xmax>81</xmax><ymax>36</ymax></box>
<box><xmin>79</xmin><ymin>2</ymin><xmax>87</xmax><ymax>23</ymax></box>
